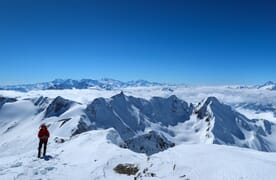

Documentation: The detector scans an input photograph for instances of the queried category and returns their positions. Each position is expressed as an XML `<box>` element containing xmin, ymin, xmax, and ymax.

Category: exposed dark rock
<box><xmin>125</xmin><ymin>131</ymin><xmax>175</xmax><ymax>155</ymax></box>
<box><xmin>0</xmin><ymin>97</ymin><xmax>17</xmax><ymax>109</ymax></box>
<box><xmin>113</xmin><ymin>164</ymin><xmax>139</xmax><ymax>176</ymax></box>
<box><xmin>44</xmin><ymin>96</ymin><xmax>74</xmax><ymax>118</ymax></box>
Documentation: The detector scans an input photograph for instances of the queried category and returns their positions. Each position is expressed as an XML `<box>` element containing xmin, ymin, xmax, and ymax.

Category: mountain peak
<box><xmin>204</xmin><ymin>96</ymin><xmax>221</xmax><ymax>105</ymax></box>
<box><xmin>196</xmin><ymin>97</ymin><xmax>221</xmax><ymax>111</ymax></box>
<box><xmin>44</xmin><ymin>96</ymin><xmax>74</xmax><ymax>118</ymax></box>
<box><xmin>194</xmin><ymin>96</ymin><xmax>224</xmax><ymax>119</ymax></box>
<box><xmin>257</xmin><ymin>81</ymin><xmax>276</xmax><ymax>90</ymax></box>
<box><xmin>264</xmin><ymin>81</ymin><xmax>275</xmax><ymax>85</ymax></box>
<box><xmin>112</xmin><ymin>91</ymin><xmax>126</xmax><ymax>98</ymax></box>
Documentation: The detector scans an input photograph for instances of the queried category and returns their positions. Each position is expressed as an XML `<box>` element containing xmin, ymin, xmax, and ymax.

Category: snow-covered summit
<box><xmin>257</xmin><ymin>81</ymin><xmax>276</xmax><ymax>90</ymax></box>
<box><xmin>195</xmin><ymin>97</ymin><xmax>276</xmax><ymax>151</ymax></box>
<box><xmin>85</xmin><ymin>93</ymin><xmax>193</xmax><ymax>141</ymax></box>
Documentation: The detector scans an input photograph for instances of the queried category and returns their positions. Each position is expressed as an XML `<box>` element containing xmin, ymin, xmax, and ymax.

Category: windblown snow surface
<box><xmin>1</xmin><ymin>129</ymin><xmax>276</xmax><ymax>180</ymax></box>
<box><xmin>0</xmin><ymin>85</ymin><xmax>276</xmax><ymax>180</ymax></box>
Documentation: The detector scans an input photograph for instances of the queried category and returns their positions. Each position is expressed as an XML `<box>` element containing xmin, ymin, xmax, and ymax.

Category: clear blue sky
<box><xmin>0</xmin><ymin>0</ymin><xmax>275</xmax><ymax>85</ymax></box>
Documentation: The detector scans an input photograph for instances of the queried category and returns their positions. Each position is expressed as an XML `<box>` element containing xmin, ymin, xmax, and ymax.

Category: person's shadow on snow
<box><xmin>41</xmin><ymin>155</ymin><xmax>53</xmax><ymax>161</ymax></box>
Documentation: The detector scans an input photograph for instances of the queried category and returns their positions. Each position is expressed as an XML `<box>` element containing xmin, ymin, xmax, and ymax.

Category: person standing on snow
<box><xmin>37</xmin><ymin>124</ymin><xmax>50</xmax><ymax>158</ymax></box>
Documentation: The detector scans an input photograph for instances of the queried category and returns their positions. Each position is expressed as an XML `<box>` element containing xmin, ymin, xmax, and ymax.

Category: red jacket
<box><xmin>38</xmin><ymin>127</ymin><xmax>50</xmax><ymax>142</ymax></box>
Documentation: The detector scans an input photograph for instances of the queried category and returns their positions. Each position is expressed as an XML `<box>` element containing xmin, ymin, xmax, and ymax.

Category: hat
<box><xmin>40</xmin><ymin>124</ymin><xmax>47</xmax><ymax>128</ymax></box>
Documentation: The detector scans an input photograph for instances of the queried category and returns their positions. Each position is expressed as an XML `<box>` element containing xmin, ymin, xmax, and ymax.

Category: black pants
<box><xmin>38</xmin><ymin>140</ymin><xmax>48</xmax><ymax>158</ymax></box>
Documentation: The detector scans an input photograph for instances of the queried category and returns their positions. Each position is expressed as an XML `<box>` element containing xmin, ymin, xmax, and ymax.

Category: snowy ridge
<box><xmin>195</xmin><ymin>97</ymin><xmax>276</xmax><ymax>151</ymax></box>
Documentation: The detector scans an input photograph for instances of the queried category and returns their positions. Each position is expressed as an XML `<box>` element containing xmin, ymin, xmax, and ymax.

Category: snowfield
<box><xmin>1</xmin><ymin>129</ymin><xmax>276</xmax><ymax>180</ymax></box>
<box><xmin>1</xmin><ymin>83</ymin><xmax>276</xmax><ymax>180</ymax></box>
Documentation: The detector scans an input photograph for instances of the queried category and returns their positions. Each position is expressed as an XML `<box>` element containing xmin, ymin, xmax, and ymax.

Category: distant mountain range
<box><xmin>0</xmin><ymin>79</ymin><xmax>166</xmax><ymax>92</ymax></box>
<box><xmin>232</xmin><ymin>81</ymin><xmax>276</xmax><ymax>90</ymax></box>
<box><xmin>0</xmin><ymin>79</ymin><xmax>275</xmax><ymax>92</ymax></box>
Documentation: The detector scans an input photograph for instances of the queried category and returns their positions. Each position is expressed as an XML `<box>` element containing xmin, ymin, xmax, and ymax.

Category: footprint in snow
<box><xmin>10</xmin><ymin>162</ymin><xmax>23</xmax><ymax>168</ymax></box>
<box><xmin>45</xmin><ymin>167</ymin><xmax>55</xmax><ymax>171</ymax></box>
<box><xmin>40</xmin><ymin>169</ymin><xmax>47</xmax><ymax>175</ymax></box>
<box><xmin>33</xmin><ymin>169</ymin><xmax>39</xmax><ymax>176</ymax></box>
<box><xmin>35</xmin><ymin>166</ymin><xmax>56</xmax><ymax>176</ymax></box>
<box><xmin>15</xmin><ymin>172</ymin><xmax>25</xmax><ymax>179</ymax></box>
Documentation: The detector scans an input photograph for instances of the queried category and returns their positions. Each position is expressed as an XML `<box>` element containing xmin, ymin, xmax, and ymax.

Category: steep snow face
<box><xmin>85</xmin><ymin>95</ymin><xmax>142</xmax><ymax>140</ymax></box>
<box><xmin>85</xmin><ymin>93</ymin><xmax>193</xmax><ymax>140</ymax></box>
<box><xmin>31</xmin><ymin>96</ymin><xmax>50</xmax><ymax>114</ymax></box>
<box><xmin>143</xmin><ymin>95</ymin><xmax>193</xmax><ymax>126</ymax></box>
<box><xmin>196</xmin><ymin>97</ymin><xmax>246</xmax><ymax>142</ymax></box>
<box><xmin>44</xmin><ymin>96</ymin><xmax>75</xmax><ymax>118</ymax></box>
<box><xmin>195</xmin><ymin>97</ymin><xmax>276</xmax><ymax>151</ymax></box>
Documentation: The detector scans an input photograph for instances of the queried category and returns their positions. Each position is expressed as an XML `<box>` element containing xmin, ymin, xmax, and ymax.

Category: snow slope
<box><xmin>1</xmin><ymin>129</ymin><xmax>276</xmax><ymax>180</ymax></box>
